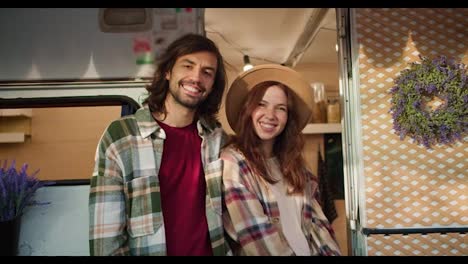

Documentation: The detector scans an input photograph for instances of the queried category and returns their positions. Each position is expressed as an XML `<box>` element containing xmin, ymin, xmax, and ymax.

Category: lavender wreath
<box><xmin>389</xmin><ymin>55</ymin><xmax>467</xmax><ymax>149</ymax></box>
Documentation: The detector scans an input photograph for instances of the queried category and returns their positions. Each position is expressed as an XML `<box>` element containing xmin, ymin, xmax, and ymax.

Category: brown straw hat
<box><xmin>225</xmin><ymin>64</ymin><xmax>314</xmax><ymax>133</ymax></box>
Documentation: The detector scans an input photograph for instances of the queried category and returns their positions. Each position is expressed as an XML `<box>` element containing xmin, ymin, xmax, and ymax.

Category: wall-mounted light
<box><xmin>243</xmin><ymin>55</ymin><xmax>254</xmax><ymax>71</ymax></box>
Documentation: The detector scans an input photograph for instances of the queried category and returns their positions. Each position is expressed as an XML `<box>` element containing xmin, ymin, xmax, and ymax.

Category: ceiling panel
<box><xmin>300</xmin><ymin>28</ymin><xmax>338</xmax><ymax>64</ymax></box>
<box><xmin>205</xmin><ymin>8</ymin><xmax>337</xmax><ymax>69</ymax></box>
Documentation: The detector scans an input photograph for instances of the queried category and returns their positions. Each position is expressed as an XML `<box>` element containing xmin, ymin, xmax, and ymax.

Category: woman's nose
<box><xmin>264</xmin><ymin>107</ymin><xmax>276</xmax><ymax>119</ymax></box>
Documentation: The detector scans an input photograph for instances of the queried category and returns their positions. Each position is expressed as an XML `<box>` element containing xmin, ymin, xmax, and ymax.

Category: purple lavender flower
<box><xmin>0</xmin><ymin>160</ymin><xmax>43</xmax><ymax>221</ymax></box>
<box><xmin>389</xmin><ymin>85</ymin><xmax>399</xmax><ymax>93</ymax></box>
<box><xmin>426</xmin><ymin>83</ymin><xmax>438</xmax><ymax>94</ymax></box>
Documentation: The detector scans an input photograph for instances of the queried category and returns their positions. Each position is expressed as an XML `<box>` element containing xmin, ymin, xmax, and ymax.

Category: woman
<box><xmin>221</xmin><ymin>64</ymin><xmax>341</xmax><ymax>256</ymax></box>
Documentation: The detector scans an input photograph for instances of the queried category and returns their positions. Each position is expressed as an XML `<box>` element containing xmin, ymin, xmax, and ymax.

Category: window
<box><xmin>0</xmin><ymin>96</ymin><xmax>139</xmax><ymax>183</ymax></box>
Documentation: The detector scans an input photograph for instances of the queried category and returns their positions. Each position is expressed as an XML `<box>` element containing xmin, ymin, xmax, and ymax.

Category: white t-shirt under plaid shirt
<box><xmin>267</xmin><ymin>157</ymin><xmax>311</xmax><ymax>256</ymax></box>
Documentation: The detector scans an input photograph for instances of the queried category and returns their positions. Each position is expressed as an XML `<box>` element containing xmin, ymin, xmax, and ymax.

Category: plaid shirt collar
<box><xmin>135</xmin><ymin>105</ymin><xmax>215</xmax><ymax>139</ymax></box>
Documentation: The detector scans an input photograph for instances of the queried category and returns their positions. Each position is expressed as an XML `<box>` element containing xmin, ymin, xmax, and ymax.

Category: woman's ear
<box><xmin>165</xmin><ymin>71</ymin><xmax>171</xmax><ymax>80</ymax></box>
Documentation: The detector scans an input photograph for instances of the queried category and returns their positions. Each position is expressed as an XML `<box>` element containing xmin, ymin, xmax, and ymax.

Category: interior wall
<box><xmin>295</xmin><ymin>62</ymin><xmax>340</xmax><ymax>98</ymax></box>
<box><xmin>355</xmin><ymin>8</ymin><xmax>467</xmax><ymax>256</ymax></box>
<box><xmin>0</xmin><ymin>106</ymin><xmax>121</xmax><ymax>181</ymax></box>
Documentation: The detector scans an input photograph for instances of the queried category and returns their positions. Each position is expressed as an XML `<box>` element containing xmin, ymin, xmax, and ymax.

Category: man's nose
<box><xmin>189</xmin><ymin>68</ymin><xmax>203</xmax><ymax>81</ymax></box>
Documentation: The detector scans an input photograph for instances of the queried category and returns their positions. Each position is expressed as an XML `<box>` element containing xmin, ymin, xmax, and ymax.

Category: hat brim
<box><xmin>226</xmin><ymin>64</ymin><xmax>314</xmax><ymax>133</ymax></box>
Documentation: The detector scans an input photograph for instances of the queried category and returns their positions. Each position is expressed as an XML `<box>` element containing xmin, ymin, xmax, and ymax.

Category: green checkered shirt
<box><xmin>89</xmin><ymin>106</ymin><xmax>231</xmax><ymax>255</ymax></box>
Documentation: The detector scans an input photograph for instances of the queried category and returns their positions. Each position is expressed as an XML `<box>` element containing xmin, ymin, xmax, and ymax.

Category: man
<box><xmin>89</xmin><ymin>33</ymin><xmax>230</xmax><ymax>256</ymax></box>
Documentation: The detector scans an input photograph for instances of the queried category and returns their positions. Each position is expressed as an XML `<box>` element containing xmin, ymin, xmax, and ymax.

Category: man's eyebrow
<box><xmin>180</xmin><ymin>58</ymin><xmax>216</xmax><ymax>72</ymax></box>
<box><xmin>180</xmin><ymin>58</ymin><xmax>195</xmax><ymax>65</ymax></box>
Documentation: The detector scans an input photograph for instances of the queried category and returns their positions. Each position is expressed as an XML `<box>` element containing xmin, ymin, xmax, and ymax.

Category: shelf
<box><xmin>302</xmin><ymin>123</ymin><xmax>341</xmax><ymax>134</ymax></box>
<box><xmin>0</xmin><ymin>132</ymin><xmax>26</xmax><ymax>143</ymax></box>
<box><xmin>0</xmin><ymin>109</ymin><xmax>32</xmax><ymax>117</ymax></box>
<box><xmin>0</xmin><ymin>109</ymin><xmax>32</xmax><ymax>143</ymax></box>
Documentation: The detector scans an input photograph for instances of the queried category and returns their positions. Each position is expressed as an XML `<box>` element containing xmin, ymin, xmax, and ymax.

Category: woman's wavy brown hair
<box><xmin>143</xmin><ymin>33</ymin><xmax>227</xmax><ymax>124</ymax></box>
<box><xmin>229</xmin><ymin>81</ymin><xmax>308</xmax><ymax>194</ymax></box>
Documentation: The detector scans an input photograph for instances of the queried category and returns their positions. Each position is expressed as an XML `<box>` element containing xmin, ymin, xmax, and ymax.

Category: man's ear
<box><xmin>165</xmin><ymin>71</ymin><xmax>171</xmax><ymax>80</ymax></box>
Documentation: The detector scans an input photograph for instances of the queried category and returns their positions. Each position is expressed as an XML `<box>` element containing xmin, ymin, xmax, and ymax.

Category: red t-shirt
<box><xmin>156</xmin><ymin>120</ymin><xmax>212</xmax><ymax>256</ymax></box>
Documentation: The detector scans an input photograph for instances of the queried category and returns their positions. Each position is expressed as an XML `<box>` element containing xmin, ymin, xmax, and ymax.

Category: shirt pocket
<box><xmin>205</xmin><ymin>159</ymin><xmax>223</xmax><ymax>215</ymax></box>
<box><xmin>124</xmin><ymin>175</ymin><xmax>158</xmax><ymax>238</ymax></box>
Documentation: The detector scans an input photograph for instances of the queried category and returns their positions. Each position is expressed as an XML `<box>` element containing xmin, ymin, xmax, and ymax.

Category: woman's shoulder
<box><xmin>220</xmin><ymin>145</ymin><xmax>245</xmax><ymax>162</ymax></box>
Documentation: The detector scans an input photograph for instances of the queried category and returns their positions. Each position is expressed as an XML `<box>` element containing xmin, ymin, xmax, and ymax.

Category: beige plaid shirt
<box><xmin>221</xmin><ymin>146</ymin><xmax>341</xmax><ymax>256</ymax></box>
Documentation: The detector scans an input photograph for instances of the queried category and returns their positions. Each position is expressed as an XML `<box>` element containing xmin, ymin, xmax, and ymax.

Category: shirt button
<box><xmin>271</xmin><ymin>217</ymin><xmax>280</xmax><ymax>224</ymax></box>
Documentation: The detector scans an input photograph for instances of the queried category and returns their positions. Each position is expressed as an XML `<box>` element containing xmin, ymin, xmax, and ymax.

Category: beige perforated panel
<box><xmin>367</xmin><ymin>233</ymin><xmax>466</xmax><ymax>256</ymax></box>
<box><xmin>355</xmin><ymin>8</ymin><xmax>467</xmax><ymax>255</ymax></box>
